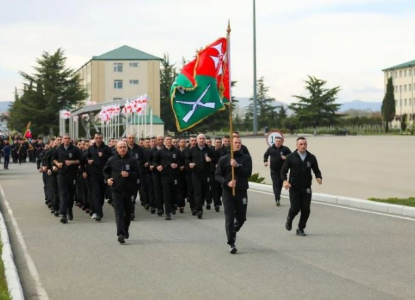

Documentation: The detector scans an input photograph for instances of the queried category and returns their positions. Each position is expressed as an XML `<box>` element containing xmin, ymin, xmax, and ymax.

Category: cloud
<box><xmin>0</xmin><ymin>0</ymin><xmax>415</xmax><ymax>104</ymax></box>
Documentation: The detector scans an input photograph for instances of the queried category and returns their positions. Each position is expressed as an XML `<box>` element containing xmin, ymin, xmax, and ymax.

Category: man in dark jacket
<box><xmin>52</xmin><ymin>134</ymin><xmax>82</xmax><ymax>224</ymax></box>
<box><xmin>186</xmin><ymin>134</ymin><xmax>215</xmax><ymax>219</ymax></box>
<box><xmin>3</xmin><ymin>140</ymin><xmax>10</xmax><ymax>170</ymax></box>
<box><xmin>103</xmin><ymin>141</ymin><xmax>139</xmax><ymax>244</ymax></box>
<box><xmin>87</xmin><ymin>133</ymin><xmax>112</xmax><ymax>221</ymax></box>
<box><xmin>215</xmin><ymin>137</ymin><xmax>252</xmax><ymax>254</ymax></box>
<box><xmin>281</xmin><ymin>137</ymin><xmax>322</xmax><ymax>236</ymax></box>
<box><xmin>126</xmin><ymin>134</ymin><xmax>144</xmax><ymax>220</ymax></box>
<box><xmin>263</xmin><ymin>137</ymin><xmax>291</xmax><ymax>206</ymax></box>
<box><xmin>153</xmin><ymin>135</ymin><xmax>184</xmax><ymax>220</ymax></box>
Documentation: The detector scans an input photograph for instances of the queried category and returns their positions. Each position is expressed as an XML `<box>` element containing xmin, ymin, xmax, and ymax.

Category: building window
<box><xmin>404</xmin><ymin>99</ymin><xmax>407</xmax><ymax>106</ymax></box>
<box><xmin>399</xmin><ymin>85</ymin><xmax>402</xmax><ymax>93</ymax></box>
<box><xmin>114</xmin><ymin>80</ymin><xmax>123</xmax><ymax>89</ymax></box>
<box><xmin>129</xmin><ymin>80</ymin><xmax>139</xmax><ymax>85</ymax></box>
<box><xmin>395</xmin><ymin>100</ymin><xmax>398</xmax><ymax>107</ymax></box>
<box><xmin>113</xmin><ymin>98</ymin><xmax>123</xmax><ymax>101</ymax></box>
<box><xmin>394</xmin><ymin>71</ymin><xmax>397</xmax><ymax>78</ymax></box>
<box><xmin>129</xmin><ymin>62</ymin><xmax>139</xmax><ymax>67</ymax></box>
<box><xmin>404</xmin><ymin>85</ymin><xmax>407</xmax><ymax>92</ymax></box>
<box><xmin>114</xmin><ymin>63</ymin><xmax>123</xmax><ymax>72</ymax></box>
<box><xmin>395</xmin><ymin>86</ymin><xmax>398</xmax><ymax>93</ymax></box>
<box><xmin>404</xmin><ymin>70</ymin><xmax>407</xmax><ymax>77</ymax></box>
<box><xmin>409</xmin><ymin>69</ymin><xmax>412</xmax><ymax>76</ymax></box>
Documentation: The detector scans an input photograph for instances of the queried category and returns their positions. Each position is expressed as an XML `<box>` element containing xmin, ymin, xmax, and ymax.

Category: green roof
<box><xmin>383</xmin><ymin>59</ymin><xmax>415</xmax><ymax>71</ymax></box>
<box><xmin>92</xmin><ymin>45</ymin><xmax>162</xmax><ymax>61</ymax></box>
<box><xmin>131</xmin><ymin>115</ymin><xmax>164</xmax><ymax>125</ymax></box>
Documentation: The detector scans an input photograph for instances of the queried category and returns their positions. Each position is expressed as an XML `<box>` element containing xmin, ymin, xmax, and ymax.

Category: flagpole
<box><xmin>227</xmin><ymin>21</ymin><xmax>235</xmax><ymax>197</ymax></box>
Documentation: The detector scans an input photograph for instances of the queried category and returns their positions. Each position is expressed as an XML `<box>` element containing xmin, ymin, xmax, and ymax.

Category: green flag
<box><xmin>171</xmin><ymin>38</ymin><xmax>228</xmax><ymax>132</ymax></box>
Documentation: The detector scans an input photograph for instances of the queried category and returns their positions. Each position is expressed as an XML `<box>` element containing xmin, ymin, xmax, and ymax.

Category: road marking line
<box><xmin>0</xmin><ymin>183</ymin><xmax>50</xmax><ymax>300</ymax></box>
<box><xmin>250</xmin><ymin>190</ymin><xmax>415</xmax><ymax>222</ymax></box>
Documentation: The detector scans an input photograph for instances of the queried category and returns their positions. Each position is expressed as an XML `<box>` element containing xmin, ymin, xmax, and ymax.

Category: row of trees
<box><xmin>7</xmin><ymin>48</ymin><xmax>400</xmax><ymax>137</ymax></box>
<box><xmin>8</xmin><ymin>49</ymin><xmax>87</xmax><ymax>137</ymax></box>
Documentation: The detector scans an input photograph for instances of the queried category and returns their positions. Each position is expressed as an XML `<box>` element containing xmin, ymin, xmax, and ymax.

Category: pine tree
<box><xmin>160</xmin><ymin>54</ymin><xmax>177</xmax><ymax>133</ymax></box>
<box><xmin>381</xmin><ymin>77</ymin><xmax>396</xmax><ymax>133</ymax></box>
<box><xmin>246</xmin><ymin>77</ymin><xmax>278</xmax><ymax>130</ymax></box>
<box><xmin>290</xmin><ymin>76</ymin><xmax>341</xmax><ymax>135</ymax></box>
<box><xmin>9</xmin><ymin>49</ymin><xmax>87</xmax><ymax>137</ymax></box>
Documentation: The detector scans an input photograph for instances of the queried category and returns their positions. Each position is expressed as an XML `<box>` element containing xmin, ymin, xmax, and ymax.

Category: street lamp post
<box><xmin>253</xmin><ymin>0</ymin><xmax>258</xmax><ymax>134</ymax></box>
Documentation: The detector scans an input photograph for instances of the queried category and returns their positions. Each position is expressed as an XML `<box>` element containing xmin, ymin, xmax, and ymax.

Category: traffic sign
<box><xmin>266</xmin><ymin>131</ymin><xmax>284</xmax><ymax>146</ymax></box>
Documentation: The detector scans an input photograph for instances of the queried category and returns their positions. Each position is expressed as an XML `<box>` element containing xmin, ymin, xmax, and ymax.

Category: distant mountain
<box><xmin>234</xmin><ymin>97</ymin><xmax>381</xmax><ymax>113</ymax></box>
<box><xmin>339</xmin><ymin>100</ymin><xmax>381</xmax><ymax>112</ymax></box>
<box><xmin>0</xmin><ymin>101</ymin><xmax>12</xmax><ymax>114</ymax></box>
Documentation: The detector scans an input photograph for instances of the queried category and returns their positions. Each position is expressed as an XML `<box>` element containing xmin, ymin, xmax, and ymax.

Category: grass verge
<box><xmin>0</xmin><ymin>240</ymin><xmax>12</xmax><ymax>300</ymax></box>
<box><xmin>368</xmin><ymin>197</ymin><xmax>415</xmax><ymax>207</ymax></box>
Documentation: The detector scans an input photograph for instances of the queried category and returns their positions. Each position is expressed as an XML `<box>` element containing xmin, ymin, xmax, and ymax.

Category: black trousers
<box><xmin>271</xmin><ymin>170</ymin><xmax>283</xmax><ymax>201</ymax></box>
<box><xmin>210</xmin><ymin>174</ymin><xmax>222</xmax><ymax>207</ymax></box>
<box><xmin>223</xmin><ymin>189</ymin><xmax>248</xmax><ymax>245</ymax></box>
<box><xmin>50</xmin><ymin>174</ymin><xmax>60</xmax><ymax>211</ymax></box>
<box><xmin>91</xmin><ymin>175</ymin><xmax>105</xmax><ymax>216</ymax></box>
<box><xmin>192</xmin><ymin>173</ymin><xmax>209</xmax><ymax>212</ymax></box>
<box><xmin>160</xmin><ymin>175</ymin><xmax>180</xmax><ymax>214</ymax></box>
<box><xmin>185</xmin><ymin>172</ymin><xmax>194</xmax><ymax>209</ymax></box>
<box><xmin>86</xmin><ymin>177</ymin><xmax>93</xmax><ymax>209</ymax></box>
<box><xmin>112</xmin><ymin>190</ymin><xmax>133</xmax><ymax>237</ymax></box>
<box><xmin>176</xmin><ymin>173</ymin><xmax>186</xmax><ymax>208</ymax></box>
<box><xmin>288</xmin><ymin>189</ymin><xmax>312</xmax><ymax>230</ymax></box>
<box><xmin>4</xmin><ymin>156</ymin><xmax>9</xmax><ymax>169</ymax></box>
<box><xmin>140</xmin><ymin>170</ymin><xmax>149</xmax><ymax>206</ymax></box>
<box><xmin>57</xmin><ymin>174</ymin><xmax>76</xmax><ymax>215</ymax></box>
<box><xmin>42</xmin><ymin>172</ymin><xmax>49</xmax><ymax>201</ymax></box>
<box><xmin>146</xmin><ymin>172</ymin><xmax>155</xmax><ymax>207</ymax></box>
<box><xmin>152</xmin><ymin>172</ymin><xmax>163</xmax><ymax>211</ymax></box>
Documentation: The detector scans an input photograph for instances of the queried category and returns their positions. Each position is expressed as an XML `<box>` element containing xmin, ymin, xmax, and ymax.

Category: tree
<box><xmin>9</xmin><ymin>49</ymin><xmax>87</xmax><ymax>137</ymax></box>
<box><xmin>160</xmin><ymin>54</ymin><xmax>177</xmax><ymax>133</ymax></box>
<box><xmin>401</xmin><ymin>113</ymin><xmax>407</xmax><ymax>132</ymax></box>
<box><xmin>381</xmin><ymin>77</ymin><xmax>396</xmax><ymax>133</ymax></box>
<box><xmin>245</xmin><ymin>77</ymin><xmax>278</xmax><ymax>131</ymax></box>
<box><xmin>289</xmin><ymin>76</ymin><xmax>341</xmax><ymax>135</ymax></box>
<box><xmin>276</xmin><ymin>105</ymin><xmax>288</xmax><ymax>128</ymax></box>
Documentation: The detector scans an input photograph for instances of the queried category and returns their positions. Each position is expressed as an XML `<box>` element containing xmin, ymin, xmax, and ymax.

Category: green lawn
<box><xmin>0</xmin><ymin>240</ymin><xmax>11</xmax><ymax>300</ymax></box>
<box><xmin>368</xmin><ymin>197</ymin><xmax>415</xmax><ymax>207</ymax></box>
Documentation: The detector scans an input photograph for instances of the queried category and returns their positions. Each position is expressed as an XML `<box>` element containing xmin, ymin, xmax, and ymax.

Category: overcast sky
<box><xmin>0</xmin><ymin>0</ymin><xmax>414</xmax><ymax>104</ymax></box>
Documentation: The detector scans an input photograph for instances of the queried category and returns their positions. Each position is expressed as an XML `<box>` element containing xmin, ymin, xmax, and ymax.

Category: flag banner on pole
<box><xmin>60</xmin><ymin>110</ymin><xmax>71</xmax><ymax>119</ymax></box>
<box><xmin>170</xmin><ymin>37</ymin><xmax>229</xmax><ymax>132</ymax></box>
<box><xmin>24</xmin><ymin>122</ymin><xmax>32</xmax><ymax>139</ymax></box>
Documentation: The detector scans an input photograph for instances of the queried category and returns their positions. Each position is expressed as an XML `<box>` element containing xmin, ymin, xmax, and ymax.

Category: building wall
<box><xmin>384</xmin><ymin>67</ymin><xmax>415</xmax><ymax>117</ymax></box>
<box><xmin>77</xmin><ymin>59</ymin><xmax>161</xmax><ymax>117</ymax></box>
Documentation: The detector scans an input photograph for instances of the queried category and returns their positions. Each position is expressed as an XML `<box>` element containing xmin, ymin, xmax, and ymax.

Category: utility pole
<box><xmin>253</xmin><ymin>0</ymin><xmax>258</xmax><ymax>134</ymax></box>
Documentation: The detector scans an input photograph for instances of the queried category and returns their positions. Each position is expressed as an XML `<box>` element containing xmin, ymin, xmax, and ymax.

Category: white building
<box><xmin>383</xmin><ymin>60</ymin><xmax>415</xmax><ymax>128</ymax></box>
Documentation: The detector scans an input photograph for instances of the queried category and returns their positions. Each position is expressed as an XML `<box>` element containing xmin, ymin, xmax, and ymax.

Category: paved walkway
<box><xmin>0</xmin><ymin>163</ymin><xmax>414</xmax><ymax>299</ymax></box>
<box><xmin>244</xmin><ymin>135</ymin><xmax>415</xmax><ymax>199</ymax></box>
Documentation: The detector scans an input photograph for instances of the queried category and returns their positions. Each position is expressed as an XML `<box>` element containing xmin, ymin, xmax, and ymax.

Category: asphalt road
<box><xmin>1</xmin><ymin>163</ymin><xmax>414</xmax><ymax>300</ymax></box>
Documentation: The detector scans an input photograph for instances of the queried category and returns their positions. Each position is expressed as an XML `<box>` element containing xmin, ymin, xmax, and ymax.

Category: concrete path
<box><xmin>243</xmin><ymin>135</ymin><xmax>415</xmax><ymax>199</ymax></box>
<box><xmin>1</xmin><ymin>163</ymin><xmax>414</xmax><ymax>300</ymax></box>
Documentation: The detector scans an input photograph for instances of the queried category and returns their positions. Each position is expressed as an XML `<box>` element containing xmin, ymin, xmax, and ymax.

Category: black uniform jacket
<box><xmin>281</xmin><ymin>150</ymin><xmax>322</xmax><ymax>191</ymax></box>
<box><xmin>263</xmin><ymin>145</ymin><xmax>291</xmax><ymax>171</ymax></box>
<box><xmin>87</xmin><ymin>142</ymin><xmax>112</xmax><ymax>177</ymax></box>
<box><xmin>215</xmin><ymin>150</ymin><xmax>252</xmax><ymax>193</ymax></box>
<box><xmin>185</xmin><ymin>145</ymin><xmax>215</xmax><ymax>175</ymax></box>
<box><xmin>52</xmin><ymin>144</ymin><xmax>82</xmax><ymax>177</ymax></box>
<box><xmin>154</xmin><ymin>145</ymin><xmax>183</xmax><ymax>176</ymax></box>
<box><xmin>102</xmin><ymin>153</ymin><xmax>139</xmax><ymax>194</ymax></box>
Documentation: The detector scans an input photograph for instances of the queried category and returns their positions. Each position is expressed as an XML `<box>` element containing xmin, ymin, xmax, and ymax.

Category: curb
<box><xmin>249</xmin><ymin>182</ymin><xmax>415</xmax><ymax>218</ymax></box>
<box><xmin>0</xmin><ymin>209</ymin><xmax>24</xmax><ymax>300</ymax></box>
